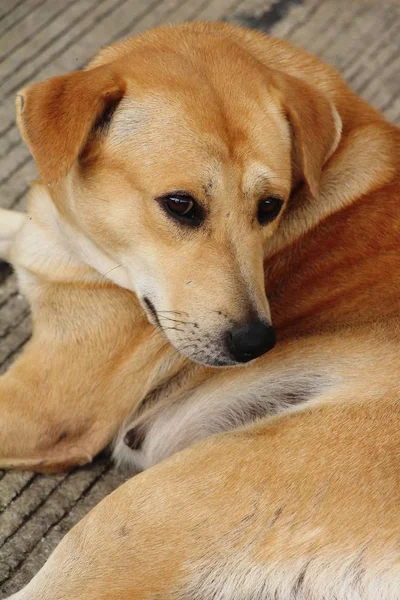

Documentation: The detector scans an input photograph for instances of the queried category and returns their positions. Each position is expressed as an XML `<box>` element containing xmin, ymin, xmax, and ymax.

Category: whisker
<box><xmin>156</xmin><ymin>315</ymin><xmax>197</xmax><ymax>326</ymax></box>
<box><xmin>101</xmin><ymin>264</ymin><xmax>123</xmax><ymax>279</ymax></box>
<box><xmin>176</xmin><ymin>342</ymin><xmax>199</xmax><ymax>353</ymax></box>
<box><xmin>157</xmin><ymin>310</ymin><xmax>189</xmax><ymax>316</ymax></box>
<box><xmin>159</xmin><ymin>326</ymin><xmax>185</xmax><ymax>333</ymax></box>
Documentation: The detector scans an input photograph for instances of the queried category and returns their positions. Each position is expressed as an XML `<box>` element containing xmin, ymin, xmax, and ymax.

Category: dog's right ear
<box><xmin>16</xmin><ymin>66</ymin><xmax>126</xmax><ymax>184</ymax></box>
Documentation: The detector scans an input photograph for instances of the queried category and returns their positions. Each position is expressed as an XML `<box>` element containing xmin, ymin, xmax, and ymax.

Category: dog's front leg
<box><xmin>0</xmin><ymin>335</ymin><xmax>131</xmax><ymax>472</ymax></box>
<box><xmin>0</xmin><ymin>366</ymin><xmax>96</xmax><ymax>471</ymax></box>
<box><xmin>0</xmin><ymin>283</ymin><xmax>183</xmax><ymax>472</ymax></box>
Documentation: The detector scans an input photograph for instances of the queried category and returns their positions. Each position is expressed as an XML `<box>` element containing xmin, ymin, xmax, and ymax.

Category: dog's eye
<box><xmin>166</xmin><ymin>196</ymin><xmax>194</xmax><ymax>216</ymax></box>
<box><xmin>159</xmin><ymin>193</ymin><xmax>203</xmax><ymax>226</ymax></box>
<box><xmin>257</xmin><ymin>197</ymin><xmax>283</xmax><ymax>225</ymax></box>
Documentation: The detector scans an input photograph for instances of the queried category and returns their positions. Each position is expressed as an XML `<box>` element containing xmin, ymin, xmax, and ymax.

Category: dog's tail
<box><xmin>0</xmin><ymin>208</ymin><xmax>26</xmax><ymax>262</ymax></box>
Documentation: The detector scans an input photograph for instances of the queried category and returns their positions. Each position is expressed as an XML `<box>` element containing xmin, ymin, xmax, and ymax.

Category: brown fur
<box><xmin>1</xmin><ymin>21</ymin><xmax>400</xmax><ymax>599</ymax></box>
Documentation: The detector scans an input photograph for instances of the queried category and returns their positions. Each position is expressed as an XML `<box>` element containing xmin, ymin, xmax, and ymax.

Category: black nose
<box><xmin>227</xmin><ymin>320</ymin><xmax>276</xmax><ymax>363</ymax></box>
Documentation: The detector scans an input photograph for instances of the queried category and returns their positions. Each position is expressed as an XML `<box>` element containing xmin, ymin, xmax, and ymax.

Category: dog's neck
<box><xmin>10</xmin><ymin>182</ymin><xmax>135</xmax><ymax>300</ymax></box>
<box><xmin>265</xmin><ymin>122</ymin><xmax>400</xmax><ymax>336</ymax></box>
<box><xmin>10</xmin><ymin>182</ymin><xmax>190</xmax><ymax>421</ymax></box>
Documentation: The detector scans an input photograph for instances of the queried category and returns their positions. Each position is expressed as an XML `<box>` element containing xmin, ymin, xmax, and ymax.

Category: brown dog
<box><xmin>2</xmin><ymin>21</ymin><xmax>400</xmax><ymax>598</ymax></box>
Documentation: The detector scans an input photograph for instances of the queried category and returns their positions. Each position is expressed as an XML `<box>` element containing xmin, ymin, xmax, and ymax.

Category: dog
<box><xmin>2</xmin><ymin>20</ymin><xmax>400</xmax><ymax>599</ymax></box>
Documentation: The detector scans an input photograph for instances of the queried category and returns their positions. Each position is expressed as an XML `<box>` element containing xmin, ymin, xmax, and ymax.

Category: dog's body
<box><xmin>1</xmin><ymin>21</ymin><xmax>400</xmax><ymax>599</ymax></box>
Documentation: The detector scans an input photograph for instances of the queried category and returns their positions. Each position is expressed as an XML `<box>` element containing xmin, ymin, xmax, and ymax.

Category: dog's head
<box><xmin>16</xmin><ymin>26</ymin><xmax>341</xmax><ymax>367</ymax></box>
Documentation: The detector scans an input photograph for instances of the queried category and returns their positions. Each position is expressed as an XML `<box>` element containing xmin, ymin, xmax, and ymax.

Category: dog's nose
<box><xmin>227</xmin><ymin>320</ymin><xmax>276</xmax><ymax>363</ymax></box>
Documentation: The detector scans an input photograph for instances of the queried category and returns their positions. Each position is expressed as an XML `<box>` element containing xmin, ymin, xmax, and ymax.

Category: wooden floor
<box><xmin>0</xmin><ymin>0</ymin><xmax>399</xmax><ymax>596</ymax></box>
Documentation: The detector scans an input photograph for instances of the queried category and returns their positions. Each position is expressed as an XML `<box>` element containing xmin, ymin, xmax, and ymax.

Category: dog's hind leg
<box><xmin>0</xmin><ymin>208</ymin><xmax>26</xmax><ymax>261</ymax></box>
<box><xmin>116</xmin><ymin>325</ymin><xmax>400</xmax><ymax>473</ymax></box>
<box><xmin>8</xmin><ymin>393</ymin><xmax>400</xmax><ymax>600</ymax></box>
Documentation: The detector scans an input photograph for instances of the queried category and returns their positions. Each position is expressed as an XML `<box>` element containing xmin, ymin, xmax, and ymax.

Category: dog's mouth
<box><xmin>141</xmin><ymin>296</ymin><xmax>276</xmax><ymax>367</ymax></box>
<box><xmin>141</xmin><ymin>296</ymin><xmax>231</xmax><ymax>366</ymax></box>
<box><xmin>142</xmin><ymin>297</ymin><xmax>161</xmax><ymax>327</ymax></box>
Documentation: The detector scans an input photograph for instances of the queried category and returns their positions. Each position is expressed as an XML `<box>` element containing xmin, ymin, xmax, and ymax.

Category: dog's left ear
<box><xmin>272</xmin><ymin>71</ymin><xmax>342</xmax><ymax>198</ymax></box>
<box><xmin>16</xmin><ymin>66</ymin><xmax>126</xmax><ymax>183</ymax></box>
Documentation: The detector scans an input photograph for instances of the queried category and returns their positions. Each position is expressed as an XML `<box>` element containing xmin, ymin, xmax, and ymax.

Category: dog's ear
<box><xmin>272</xmin><ymin>71</ymin><xmax>342</xmax><ymax>198</ymax></box>
<box><xmin>16</xmin><ymin>66</ymin><xmax>126</xmax><ymax>183</ymax></box>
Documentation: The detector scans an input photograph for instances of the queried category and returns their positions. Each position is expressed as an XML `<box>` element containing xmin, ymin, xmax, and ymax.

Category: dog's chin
<box><xmin>170</xmin><ymin>345</ymin><xmax>248</xmax><ymax>368</ymax></box>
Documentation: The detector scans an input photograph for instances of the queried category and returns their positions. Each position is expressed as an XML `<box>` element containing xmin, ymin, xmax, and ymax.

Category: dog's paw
<box><xmin>112</xmin><ymin>424</ymin><xmax>151</xmax><ymax>474</ymax></box>
<box><xmin>112</xmin><ymin>396</ymin><xmax>197</xmax><ymax>473</ymax></box>
<box><xmin>0</xmin><ymin>261</ymin><xmax>13</xmax><ymax>283</ymax></box>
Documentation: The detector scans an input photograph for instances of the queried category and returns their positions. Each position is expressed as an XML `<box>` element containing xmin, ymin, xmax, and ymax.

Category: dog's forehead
<box><xmin>106</xmin><ymin>78</ymin><xmax>291</xmax><ymax>198</ymax></box>
<box><xmin>107</xmin><ymin>41</ymin><xmax>287</xmax><ymax>145</ymax></box>
<box><xmin>111</xmin><ymin>90</ymin><xmax>225</xmax><ymax>148</ymax></box>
